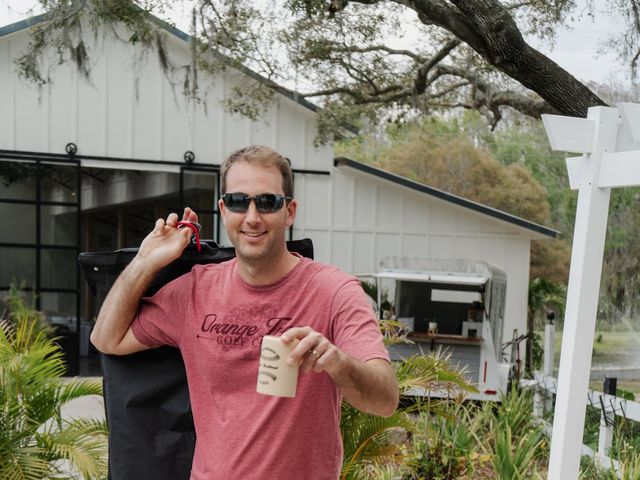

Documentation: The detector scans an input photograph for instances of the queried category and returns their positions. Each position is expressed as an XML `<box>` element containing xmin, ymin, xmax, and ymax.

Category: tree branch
<box><xmin>434</xmin><ymin>63</ymin><xmax>556</xmax><ymax>117</ymax></box>
<box><xmin>319</xmin><ymin>43</ymin><xmax>424</xmax><ymax>61</ymax></box>
<box><xmin>414</xmin><ymin>37</ymin><xmax>461</xmax><ymax>94</ymax></box>
<box><xmin>372</xmin><ymin>0</ymin><xmax>607</xmax><ymax>117</ymax></box>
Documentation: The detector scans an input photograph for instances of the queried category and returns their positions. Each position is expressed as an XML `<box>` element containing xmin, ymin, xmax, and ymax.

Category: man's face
<box><xmin>218</xmin><ymin>161</ymin><xmax>297</xmax><ymax>265</ymax></box>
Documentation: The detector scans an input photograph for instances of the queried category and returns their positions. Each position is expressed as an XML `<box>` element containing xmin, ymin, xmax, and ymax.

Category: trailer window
<box><xmin>431</xmin><ymin>289</ymin><xmax>481</xmax><ymax>303</ymax></box>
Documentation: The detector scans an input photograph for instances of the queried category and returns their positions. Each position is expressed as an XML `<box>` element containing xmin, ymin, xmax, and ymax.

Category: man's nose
<box><xmin>244</xmin><ymin>199</ymin><xmax>261</xmax><ymax>222</ymax></box>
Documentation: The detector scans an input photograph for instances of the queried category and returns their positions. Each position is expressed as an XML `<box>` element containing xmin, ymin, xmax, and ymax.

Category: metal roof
<box><xmin>334</xmin><ymin>157</ymin><xmax>559</xmax><ymax>239</ymax></box>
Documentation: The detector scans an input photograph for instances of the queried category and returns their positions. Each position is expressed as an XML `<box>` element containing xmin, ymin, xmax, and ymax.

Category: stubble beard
<box><xmin>234</xmin><ymin>232</ymin><xmax>287</xmax><ymax>271</ymax></box>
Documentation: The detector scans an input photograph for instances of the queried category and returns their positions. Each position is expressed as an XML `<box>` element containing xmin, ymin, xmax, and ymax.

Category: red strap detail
<box><xmin>176</xmin><ymin>221</ymin><xmax>201</xmax><ymax>252</ymax></box>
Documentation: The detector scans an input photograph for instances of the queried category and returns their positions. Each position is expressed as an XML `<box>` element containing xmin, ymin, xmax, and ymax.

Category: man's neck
<box><xmin>237</xmin><ymin>250</ymin><xmax>300</xmax><ymax>286</ymax></box>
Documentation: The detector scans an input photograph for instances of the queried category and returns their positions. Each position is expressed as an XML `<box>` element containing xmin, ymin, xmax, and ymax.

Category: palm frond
<box><xmin>0</xmin><ymin>315</ymin><xmax>108</xmax><ymax>479</ymax></box>
<box><xmin>395</xmin><ymin>350</ymin><xmax>477</xmax><ymax>396</ymax></box>
<box><xmin>341</xmin><ymin>404</ymin><xmax>413</xmax><ymax>480</ymax></box>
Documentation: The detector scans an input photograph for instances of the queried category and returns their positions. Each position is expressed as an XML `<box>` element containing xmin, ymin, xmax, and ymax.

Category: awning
<box><xmin>372</xmin><ymin>271</ymin><xmax>489</xmax><ymax>286</ymax></box>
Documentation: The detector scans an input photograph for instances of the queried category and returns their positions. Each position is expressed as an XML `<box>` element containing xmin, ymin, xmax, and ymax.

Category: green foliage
<box><xmin>340</xmin><ymin>116</ymin><xmax>552</xmax><ymax>225</ymax></box>
<box><xmin>340</xmin><ymin>329</ymin><xmax>477</xmax><ymax>479</ymax></box>
<box><xmin>394</xmin><ymin>351</ymin><xmax>477</xmax><ymax>398</ymax></box>
<box><xmin>408</xmin><ymin>403</ymin><xmax>479</xmax><ymax>479</ymax></box>
<box><xmin>614</xmin><ymin>445</ymin><xmax>640</xmax><ymax>480</ymax></box>
<box><xmin>489</xmin><ymin>425</ymin><xmax>545</xmax><ymax>480</ymax></box>
<box><xmin>340</xmin><ymin>404</ymin><xmax>413</xmax><ymax>480</ymax></box>
<box><xmin>472</xmin><ymin>387</ymin><xmax>547</xmax><ymax>479</ymax></box>
<box><xmin>617</xmin><ymin>389</ymin><xmax>636</xmax><ymax>402</ymax></box>
<box><xmin>1</xmin><ymin>282</ymin><xmax>53</xmax><ymax>338</ymax></box>
<box><xmin>528</xmin><ymin>277</ymin><xmax>566</xmax><ymax>325</ymax></box>
<box><xmin>17</xmin><ymin>0</ymin><xmax>170</xmax><ymax>86</ymax></box>
<box><xmin>0</xmin><ymin>162</ymin><xmax>56</xmax><ymax>187</ymax></box>
<box><xmin>529</xmin><ymin>331</ymin><xmax>544</xmax><ymax>372</ymax></box>
<box><xmin>0</xmin><ymin>317</ymin><xmax>107</xmax><ymax>479</ymax></box>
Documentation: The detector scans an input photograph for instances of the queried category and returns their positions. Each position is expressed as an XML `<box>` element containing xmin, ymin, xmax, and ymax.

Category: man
<box><xmin>91</xmin><ymin>145</ymin><xmax>398</xmax><ymax>479</ymax></box>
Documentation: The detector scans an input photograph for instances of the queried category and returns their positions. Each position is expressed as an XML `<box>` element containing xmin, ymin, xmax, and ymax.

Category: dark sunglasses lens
<box><xmin>255</xmin><ymin>194</ymin><xmax>283</xmax><ymax>213</ymax></box>
<box><xmin>224</xmin><ymin>194</ymin><xmax>250</xmax><ymax>212</ymax></box>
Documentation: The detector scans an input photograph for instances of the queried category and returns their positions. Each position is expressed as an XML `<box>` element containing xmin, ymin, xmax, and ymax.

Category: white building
<box><xmin>0</xmin><ymin>14</ymin><xmax>556</xmax><ymax>373</ymax></box>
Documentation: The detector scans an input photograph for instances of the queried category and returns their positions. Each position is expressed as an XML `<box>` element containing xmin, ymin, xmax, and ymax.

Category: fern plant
<box><xmin>0</xmin><ymin>318</ymin><xmax>108</xmax><ymax>480</ymax></box>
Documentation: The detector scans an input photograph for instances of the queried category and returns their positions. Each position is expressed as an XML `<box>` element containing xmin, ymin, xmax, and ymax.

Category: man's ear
<box><xmin>285</xmin><ymin>199</ymin><xmax>297</xmax><ymax>227</ymax></box>
<box><xmin>218</xmin><ymin>198</ymin><xmax>227</xmax><ymax>225</ymax></box>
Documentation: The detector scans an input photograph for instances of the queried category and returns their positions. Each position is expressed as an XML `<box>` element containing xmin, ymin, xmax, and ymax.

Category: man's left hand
<box><xmin>280</xmin><ymin>327</ymin><xmax>399</xmax><ymax>417</ymax></box>
<box><xmin>281</xmin><ymin>327</ymin><xmax>342</xmax><ymax>375</ymax></box>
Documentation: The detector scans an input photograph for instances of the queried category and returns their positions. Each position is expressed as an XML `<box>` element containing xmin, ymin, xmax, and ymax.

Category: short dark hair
<box><xmin>220</xmin><ymin>145</ymin><xmax>293</xmax><ymax>197</ymax></box>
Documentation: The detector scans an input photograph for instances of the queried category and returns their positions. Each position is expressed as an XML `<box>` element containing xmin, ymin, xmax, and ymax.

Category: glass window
<box><xmin>125</xmin><ymin>205</ymin><xmax>156</xmax><ymax>248</ymax></box>
<box><xmin>183</xmin><ymin>171</ymin><xmax>216</xmax><ymax>240</ymax></box>
<box><xmin>0</xmin><ymin>160</ymin><xmax>37</xmax><ymax>200</ymax></box>
<box><xmin>40</xmin><ymin>164</ymin><xmax>78</xmax><ymax>203</ymax></box>
<box><xmin>41</xmin><ymin>249</ymin><xmax>77</xmax><ymax>290</ymax></box>
<box><xmin>0</xmin><ymin>204</ymin><xmax>35</xmax><ymax>244</ymax></box>
<box><xmin>41</xmin><ymin>205</ymin><xmax>77</xmax><ymax>246</ymax></box>
<box><xmin>41</xmin><ymin>292</ymin><xmax>79</xmax><ymax>328</ymax></box>
<box><xmin>0</xmin><ymin>246</ymin><xmax>36</xmax><ymax>288</ymax></box>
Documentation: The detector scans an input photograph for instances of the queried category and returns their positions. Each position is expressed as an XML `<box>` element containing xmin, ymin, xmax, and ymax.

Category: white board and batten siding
<box><xmin>0</xmin><ymin>24</ymin><xmax>332</xmax><ymax>174</ymax></box>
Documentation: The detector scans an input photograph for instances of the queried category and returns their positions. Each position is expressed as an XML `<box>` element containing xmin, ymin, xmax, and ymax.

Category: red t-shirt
<box><xmin>131</xmin><ymin>256</ymin><xmax>390</xmax><ymax>480</ymax></box>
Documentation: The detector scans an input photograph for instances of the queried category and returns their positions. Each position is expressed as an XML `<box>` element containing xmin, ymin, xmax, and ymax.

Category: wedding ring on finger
<box><xmin>310</xmin><ymin>349</ymin><xmax>320</xmax><ymax>359</ymax></box>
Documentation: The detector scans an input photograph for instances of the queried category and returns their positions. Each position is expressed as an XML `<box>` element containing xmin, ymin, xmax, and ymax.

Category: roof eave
<box><xmin>334</xmin><ymin>157</ymin><xmax>559</xmax><ymax>239</ymax></box>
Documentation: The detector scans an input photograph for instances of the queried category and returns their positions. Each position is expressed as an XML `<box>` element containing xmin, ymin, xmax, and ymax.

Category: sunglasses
<box><xmin>221</xmin><ymin>193</ymin><xmax>292</xmax><ymax>213</ymax></box>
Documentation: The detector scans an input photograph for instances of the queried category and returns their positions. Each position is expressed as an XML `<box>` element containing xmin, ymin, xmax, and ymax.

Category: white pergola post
<box><xmin>542</xmin><ymin>103</ymin><xmax>640</xmax><ymax>479</ymax></box>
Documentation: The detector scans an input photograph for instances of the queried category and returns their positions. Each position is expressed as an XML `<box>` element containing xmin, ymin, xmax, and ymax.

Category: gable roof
<box><xmin>0</xmin><ymin>12</ymin><xmax>321</xmax><ymax>115</ymax></box>
<box><xmin>334</xmin><ymin>157</ymin><xmax>558</xmax><ymax>239</ymax></box>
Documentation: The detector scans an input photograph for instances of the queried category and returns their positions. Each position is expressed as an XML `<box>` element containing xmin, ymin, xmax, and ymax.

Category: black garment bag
<box><xmin>78</xmin><ymin>239</ymin><xmax>314</xmax><ymax>480</ymax></box>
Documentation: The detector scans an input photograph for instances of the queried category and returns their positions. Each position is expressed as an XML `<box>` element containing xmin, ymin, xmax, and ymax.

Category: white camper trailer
<box><xmin>361</xmin><ymin>256</ymin><xmax>513</xmax><ymax>401</ymax></box>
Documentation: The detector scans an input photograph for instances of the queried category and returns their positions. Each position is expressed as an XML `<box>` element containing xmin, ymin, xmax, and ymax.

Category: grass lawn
<box><xmin>553</xmin><ymin>330</ymin><xmax>640</xmax><ymax>367</ymax></box>
<box><xmin>550</xmin><ymin>329</ymin><xmax>640</xmax><ymax>396</ymax></box>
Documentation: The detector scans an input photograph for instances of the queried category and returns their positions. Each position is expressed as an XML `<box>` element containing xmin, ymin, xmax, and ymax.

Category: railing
<box><xmin>522</xmin><ymin>373</ymin><xmax>640</xmax><ymax>474</ymax></box>
<box><xmin>519</xmin><ymin>322</ymin><xmax>640</xmax><ymax>476</ymax></box>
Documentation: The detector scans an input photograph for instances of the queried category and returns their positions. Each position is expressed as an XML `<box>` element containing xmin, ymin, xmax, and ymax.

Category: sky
<box><xmin>0</xmin><ymin>0</ymin><xmax>632</xmax><ymax>87</ymax></box>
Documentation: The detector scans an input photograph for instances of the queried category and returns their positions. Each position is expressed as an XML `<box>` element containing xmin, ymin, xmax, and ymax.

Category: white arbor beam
<box><xmin>618</xmin><ymin>102</ymin><xmax>640</xmax><ymax>142</ymax></box>
<box><xmin>542</xmin><ymin>115</ymin><xmax>595</xmax><ymax>153</ymax></box>
<box><xmin>565</xmin><ymin>151</ymin><xmax>640</xmax><ymax>190</ymax></box>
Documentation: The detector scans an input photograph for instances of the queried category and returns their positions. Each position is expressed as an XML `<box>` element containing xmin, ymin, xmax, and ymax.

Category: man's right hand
<box><xmin>136</xmin><ymin>207</ymin><xmax>198</xmax><ymax>273</ymax></box>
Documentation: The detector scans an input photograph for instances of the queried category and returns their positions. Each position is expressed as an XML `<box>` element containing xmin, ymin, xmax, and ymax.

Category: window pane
<box><xmin>41</xmin><ymin>248</ymin><xmax>77</xmax><ymax>289</ymax></box>
<box><xmin>41</xmin><ymin>205</ymin><xmax>77</xmax><ymax>246</ymax></box>
<box><xmin>0</xmin><ymin>247</ymin><xmax>36</xmax><ymax>288</ymax></box>
<box><xmin>0</xmin><ymin>160</ymin><xmax>37</xmax><ymax>200</ymax></box>
<box><xmin>41</xmin><ymin>292</ymin><xmax>78</xmax><ymax>324</ymax></box>
<box><xmin>88</xmin><ymin>211</ymin><xmax>118</xmax><ymax>252</ymax></box>
<box><xmin>183</xmin><ymin>172</ymin><xmax>216</xmax><ymax>240</ymax></box>
<box><xmin>41</xmin><ymin>164</ymin><xmax>78</xmax><ymax>203</ymax></box>
<box><xmin>0</xmin><ymin>204</ymin><xmax>35</xmax><ymax>244</ymax></box>
<box><xmin>125</xmin><ymin>206</ymin><xmax>156</xmax><ymax>248</ymax></box>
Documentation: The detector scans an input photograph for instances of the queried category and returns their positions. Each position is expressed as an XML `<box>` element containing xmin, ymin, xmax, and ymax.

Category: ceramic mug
<box><xmin>256</xmin><ymin>335</ymin><xmax>299</xmax><ymax>397</ymax></box>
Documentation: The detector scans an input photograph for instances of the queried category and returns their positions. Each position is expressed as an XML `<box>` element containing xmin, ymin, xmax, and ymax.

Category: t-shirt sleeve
<box><xmin>330</xmin><ymin>278</ymin><xmax>390</xmax><ymax>363</ymax></box>
<box><xmin>130</xmin><ymin>271</ymin><xmax>193</xmax><ymax>348</ymax></box>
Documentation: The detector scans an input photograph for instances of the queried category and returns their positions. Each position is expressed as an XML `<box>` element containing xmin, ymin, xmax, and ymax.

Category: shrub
<box><xmin>0</xmin><ymin>317</ymin><xmax>107</xmax><ymax>479</ymax></box>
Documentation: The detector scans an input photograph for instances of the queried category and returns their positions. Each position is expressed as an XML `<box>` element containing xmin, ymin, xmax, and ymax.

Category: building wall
<box><xmin>0</xmin><ymin>26</ymin><xmax>333</xmax><ymax>172</ymax></box>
